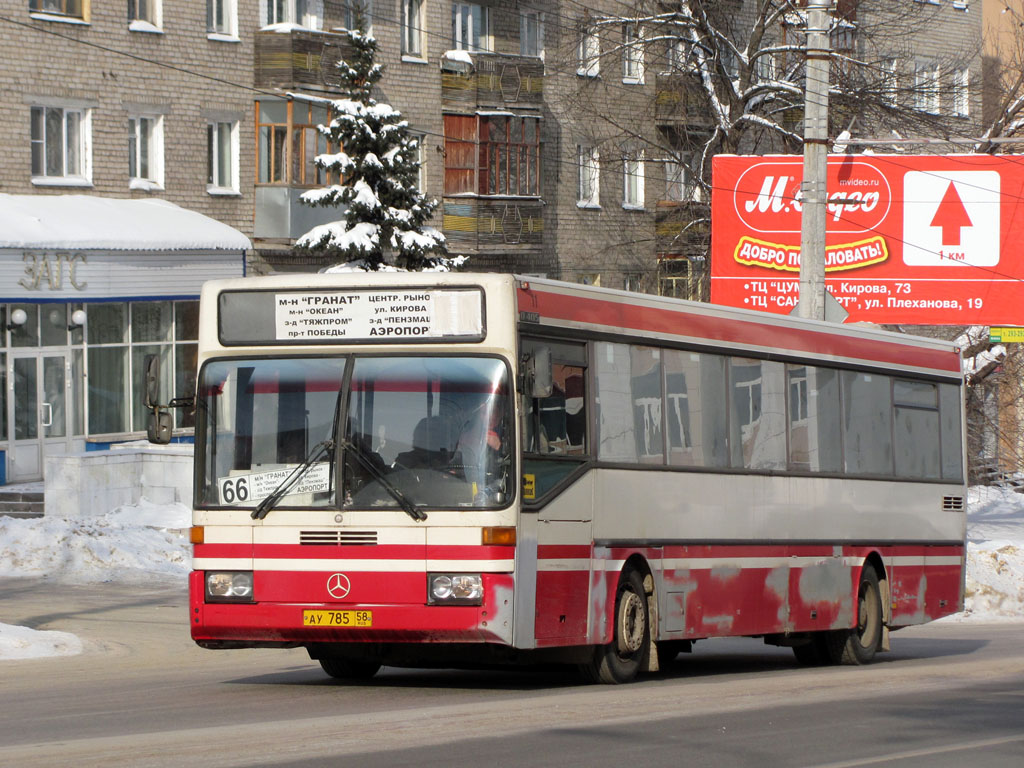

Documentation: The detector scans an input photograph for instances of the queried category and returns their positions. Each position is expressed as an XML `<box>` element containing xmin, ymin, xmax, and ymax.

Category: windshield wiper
<box><xmin>342</xmin><ymin>438</ymin><xmax>427</xmax><ymax>522</ymax></box>
<box><xmin>251</xmin><ymin>439</ymin><xmax>334</xmax><ymax>520</ymax></box>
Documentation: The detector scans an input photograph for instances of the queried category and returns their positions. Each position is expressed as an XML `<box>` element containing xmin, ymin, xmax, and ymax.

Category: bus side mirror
<box><xmin>144</xmin><ymin>354</ymin><xmax>162</xmax><ymax>409</ymax></box>
<box><xmin>143</xmin><ymin>354</ymin><xmax>172</xmax><ymax>444</ymax></box>
<box><xmin>148</xmin><ymin>409</ymin><xmax>173</xmax><ymax>445</ymax></box>
<box><xmin>527</xmin><ymin>346</ymin><xmax>553</xmax><ymax>398</ymax></box>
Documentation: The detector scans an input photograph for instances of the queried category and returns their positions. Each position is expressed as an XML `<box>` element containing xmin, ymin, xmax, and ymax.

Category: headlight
<box><xmin>206</xmin><ymin>571</ymin><xmax>254</xmax><ymax>602</ymax></box>
<box><xmin>428</xmin><ymin>573</ymin><xmax>483</xmax><ymax>605</ymax></box>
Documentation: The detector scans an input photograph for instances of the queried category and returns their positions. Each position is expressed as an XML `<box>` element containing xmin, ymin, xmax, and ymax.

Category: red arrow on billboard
<box><xmin>930</xmin><ymin>181</ymin><xmax>972</xmax><ymax>246</ymax></box>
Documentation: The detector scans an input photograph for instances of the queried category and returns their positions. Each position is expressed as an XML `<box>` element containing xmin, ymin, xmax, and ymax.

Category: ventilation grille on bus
<box><xmin>300</xmin><ymin>530</ymin><xmax>378</xmax><ymax>546</ymax></box>
<box><xmin>942</xmin><ymin>496</ymin><xmax>965</xmax><ymax>512</ymax></box>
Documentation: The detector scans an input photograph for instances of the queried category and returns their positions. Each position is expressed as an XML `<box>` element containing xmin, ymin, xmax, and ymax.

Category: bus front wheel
<box><xmin>826</xmin><ymin>566</ymin><xmax>883</xmax><ymax>665</ymax></box>
<box><xmin>318</xmin><ymin>657</ymin><xmax>381</xmax><ymax>680</ymax></box>
<box><xmin>581</xmin><ymin>568</ymin><xmax>650</xmax><ymax>684</ymax></box>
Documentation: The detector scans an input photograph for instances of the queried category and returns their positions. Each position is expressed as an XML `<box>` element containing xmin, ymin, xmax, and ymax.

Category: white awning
<box><xmin>0</xmin><ymin>194</ymin><xmax>251</xmax><ymax>251</ymax></box>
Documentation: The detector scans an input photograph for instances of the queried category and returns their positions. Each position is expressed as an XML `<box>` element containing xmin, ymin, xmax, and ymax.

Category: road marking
<box><xmin>804</xmin><ymin>733</ymin><xmax>1024</xmax><ymax>768</ymax></box>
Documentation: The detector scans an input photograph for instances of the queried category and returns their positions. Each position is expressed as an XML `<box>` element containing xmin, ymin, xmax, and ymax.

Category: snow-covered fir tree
<box><xmin>297</xmin><ymin>14</ymin><xmax>448</xmax><ymax>271</ymax></box>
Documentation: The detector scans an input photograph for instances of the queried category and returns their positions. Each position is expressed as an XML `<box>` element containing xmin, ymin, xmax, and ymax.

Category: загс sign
<box><xmin>710</xmin><ymin>154</ymin><xmax>1021</xmax><ymax>324</ymax></box>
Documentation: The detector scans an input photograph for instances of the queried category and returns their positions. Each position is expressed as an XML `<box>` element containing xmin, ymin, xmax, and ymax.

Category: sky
<box><xmin>1</xmin><ymin>487</ymin><xmax>1022</xmax><ymax>660</ymax></box>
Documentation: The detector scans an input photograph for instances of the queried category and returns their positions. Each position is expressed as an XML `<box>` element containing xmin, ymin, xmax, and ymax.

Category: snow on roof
<box><xmin>0</xmin><ymin>194</ymin><xmax>251</xmax><ymax>251</ymax></box>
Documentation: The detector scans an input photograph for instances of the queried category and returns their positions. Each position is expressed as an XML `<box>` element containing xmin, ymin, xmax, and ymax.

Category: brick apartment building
<box><xmin>0</xmin><ymin>1</ymin><xmax>990</xmax><ymax>482</ymax></box>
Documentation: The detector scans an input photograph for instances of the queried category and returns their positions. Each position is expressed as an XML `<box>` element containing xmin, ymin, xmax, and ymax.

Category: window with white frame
<box><xmin>129</xmin><ymin>115</ymin><xmax>164</xmax><ymax>188</ymax></box>
<box><xmin>667</xmin><ymin>37</ymin><xmax>686</xmax><ymax>70</ymax></box>
<box><xmin>953</xmin><ymin>68</ymin><xmax>970</xmax><ymax>117</ymax></box>
<box><xmin>521</xmin><ymin>9</ymin><xmax>543</xmax><ymax>57</ymax></box>
<box><xmin>623</xmin><ymin>23</ymin><xmax>644</xmax><ymax>83</ymax></box>
<box><xmin>578</xmin><ymin>22</ymin><xmax>600</xmax><ymax>77</ymax></box>
<box><xmin>207</xmin><ymin>120</ymin><xmax>239</xmax><ymax>193</ymax></box>
<box><xmin>262</xmin><ymin>0</ymin><xmax>322</xmax><ymax>28</ymax></box>
<box><xmin>577</xmin><ymin>145</ymin><xmax>600</xmax><ymax>207</ymax></box>
<box><xmin>452</xmin><ymin>3</ymin><xmax>489</xmax><ymax>52</ymax></box>
<box><xmin>128</xmin><ymin>0</ymin><xmax>160</xmax><ymax>28</ymax></box>
<box><xmin>30</xmin><ymin>105</ymin><xmax>90</xmax><ymax>183</ymax></box>
<box><xmin>882</xmin><ymin>58</ymin><xmax>898</xmax><ymax>106</ymax></box>
<box><xmin>665</xmin><ymin>157</ymin><xmax>702</xmax><ymax>202</ymax></box>
<box><xmin>914</xmin><ymin>62</ymin><xmax>940</xmax><ymax>114</ymax></box>
<box><xmin>623</xmin><ymin>152</ymin><xmax>644</xmax><ymax>209</ymax></box>
<box><xmin>207</xmin><ymin>0</ymin><xmax>237</xmax><ymax>37</ymax></box>
<box><xmin>29</xmin><ymin>0</ymin><xmax>83</xmax><ymax>18</ymax></box>
<box><xmin>402</xmin><ymin>0</ymin><xmax>425</xmax><ymax>57</ymax></box>
<box><xmin>342</xmin><ymin>0</ymin><xmax>372</xmax><ymax>31</ymax></box>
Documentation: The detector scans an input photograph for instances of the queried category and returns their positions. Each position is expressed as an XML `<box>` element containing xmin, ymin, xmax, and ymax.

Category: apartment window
<box><xmin>402</xmin><ymin>0</ymin><xmax>425</xmax><ymax>57</ymax></box>
<box><xmin>30</xmin><ymin>106</ymin><xmax>90</xmax><ymax>183</ymax></box>
<box><xmin>658</xmin><ymin>257</ymin><xmax>696</xmax><ymax>300</ymax></box>
<box><xmin>444</xmin><ymin>114</ymin><xmax>540</xmax><ymax>196</ymax></box>
<box><xmin>882</xmin><ymin>58</ymin><xmax>898</xmax><ymax>106</ymax></box>
<box><xmin>29</xmin><ymin>0</ymin><xmax>82</xmax><ymax>18</ymax></box>
<box><xmin>578</xmin><ymin>22</ymin><xmax>600</xmax><ymax>77</ymax></box>
<box><xmin>128</xmin><ymin>116</ymin><xmax>164</xmax><ymax>188</ymax></box>
<box><xmin>207</xmin><ymin>0</ymin><xmax>237</xmax><ymax>36</ymax></box>
<box><xmin>342</xmin><ymin>0</ymin><xmax>372</xmax><ymax>31</ymax></box>
<box><xmin>623</xmin><ymin>23</ymin><xmax>643</xmax><ymax>82</ymax></box>
<box><xmin>257</xmin><ymin>100</ymin><xmax>339</xmax><ymax>186</ymax></box>
<box><xmin>207</xmin><ymin>121</ymin><xmax>238</xmax><ymax>193</ymax></box>
<box><xmin>453</xmin><ymin>3</ymin><xmax>489</xmax><ymax>52</ymax></box>
<box><xmin>263</xmin><ymin>0</ymin><xmax>320</xmax><ymax>28</ymax></box>
<box><xmin>623</xmin><ymin>152</ymin><xmax>644</xmax><ymax>209</ymax></box>
<box><xmin>666</xmin><ymin>158</ymin><xmax>701</xmax><ymax>202</ymax></box>
<box><xmin>128</xmin><ymin>0</ymin><xmax>160</xmax><ymax>27</ymax></box>
<box><xmin>953</xmin><ymin>68</ymin><xmax>970</xmax><ymax>117</ymax></box>
<box><xmin>914</xmin><ymin>62</ymin><xmax>940</xmax><ymax>114</ymax></box>
<box><xmin>521</xmin><ymin>10</ymin><xmax>543</xmax><ymax>58</ymax></box>
<box><xmin>577</xmin><ymin>145</ymin><xmax>599</xmax><ymax>207</ymax></box>
<box><xmin>480</xmin><ymin>116</ymin><xmax>540</xmax><ymax>196</ymax></box>
<box><xmin>667</xmin><ymin>38</ymin><xmax>686</xmax><ymax>70</ymax></box>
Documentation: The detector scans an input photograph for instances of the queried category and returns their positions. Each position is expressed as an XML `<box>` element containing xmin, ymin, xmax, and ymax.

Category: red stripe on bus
<box><xmin>519</xmin><ymin>287</ymin><xmax>961</xmax><ymax>374</ymax></box>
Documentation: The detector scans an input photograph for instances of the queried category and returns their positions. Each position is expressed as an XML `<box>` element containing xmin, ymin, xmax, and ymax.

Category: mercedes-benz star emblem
<box><xmin>327</xmin><ymin>573</ymin><xmax>351</xmax><ymax>599</ymax></box>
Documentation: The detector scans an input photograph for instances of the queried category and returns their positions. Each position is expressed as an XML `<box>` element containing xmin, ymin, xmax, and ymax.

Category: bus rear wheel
<box><xmin>318</xmin><ymin>657</ymin><xmax>381</xmax><ymax>680</ymax></box>
<box><xmin>826</xmin><ymin>566</ymin><xmax>883</xmax><ymax>665</ymax></box>
<box><xmin>580</xmin><ymin>569</ymin><xmax>650</xmax><ymax>684</ymax></box>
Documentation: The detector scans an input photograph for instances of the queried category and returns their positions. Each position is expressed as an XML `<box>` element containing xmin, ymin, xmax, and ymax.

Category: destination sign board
<box><xmin>219</xmin><ymin>287</ymin><xmax>485</xmax><ymax>344</ymax></box>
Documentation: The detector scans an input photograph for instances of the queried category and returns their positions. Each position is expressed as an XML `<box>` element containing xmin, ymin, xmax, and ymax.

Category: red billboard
<box><xmin>710</xmin><ymin>154</ymin><xmax>1024</xmax><ymax>324</ymax></box>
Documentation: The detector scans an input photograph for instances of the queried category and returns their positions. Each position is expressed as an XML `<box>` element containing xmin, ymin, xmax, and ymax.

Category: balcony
<box><xmin>655</xmin><ymin>200</ymin><xmax>710</xmax><ymax>255</ymax></box>
<box><xmin>442</xmin><ymin>198</ymin><xmax>544</xmax><ymax>254</ymax></box>
<box><xmin>441</xmin><ymin>52</ymin><xmax>544</xmax><ymax>112</ymax></box>
<box><xmin>255</xmin><ymin>28</ymin><xmax>354</xmax><ymax>91</ymax></box>
<box><xmin>655</xmin><ymin>72</ymin><xmax>714</xmax><ymax>127</ymax></box>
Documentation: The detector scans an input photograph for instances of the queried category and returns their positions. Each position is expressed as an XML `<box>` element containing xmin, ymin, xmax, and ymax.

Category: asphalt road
<box><xmin>1</xmin><ymin>577</ymin><xmax>1023</xmax><ymax>768</ymax></box>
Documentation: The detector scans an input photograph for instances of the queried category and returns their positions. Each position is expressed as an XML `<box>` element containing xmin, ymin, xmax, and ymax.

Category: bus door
<box><xmin>522</xmin><ymin>339</ymin><xmax>592</xmax><ymax>643</ymax></box>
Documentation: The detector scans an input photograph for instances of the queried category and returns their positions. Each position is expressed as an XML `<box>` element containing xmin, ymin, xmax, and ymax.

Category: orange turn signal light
<box><xmin>190</xmin><ymin>526</ymin><xmax>205</xmax><ymax>545</ymax></box>
<box><xmin>482</xmin><ymin>526</ymin><xmax>516</xmax><ymax>546</ymax></box>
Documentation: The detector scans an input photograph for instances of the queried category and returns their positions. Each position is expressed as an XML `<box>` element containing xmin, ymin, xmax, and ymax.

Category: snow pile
<box><xmin>0</xmin><ymin>498</ymin><xmax>191</xmax><ymax>585</ymax></box>
<box><xmin>961</xmin><ymin>485</ymin><xmax>1024</xmax><ymax>620</ymax></box>
<box><xmin>0</xmin><ymin>622</ymin><xmax>83</xmax><ymax>660</ymax></box>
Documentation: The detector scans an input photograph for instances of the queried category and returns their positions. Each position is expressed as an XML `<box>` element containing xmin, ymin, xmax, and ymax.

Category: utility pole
<box><xmin>797</xmin><ymin>0</ymin><xmax>832</xmax><ymax>321</ymax></box>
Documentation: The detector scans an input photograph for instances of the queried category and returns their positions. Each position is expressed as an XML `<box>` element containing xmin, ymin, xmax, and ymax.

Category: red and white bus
<box><xmin>180</xmin><ymin>272</ymin><xmax>966</xmax><ymax>683</ymax></box>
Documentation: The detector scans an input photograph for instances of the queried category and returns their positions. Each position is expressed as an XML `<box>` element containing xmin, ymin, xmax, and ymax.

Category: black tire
<box><xmin>580</xmin><ymin>569</ymin><xmax>650</xmax><ymax>684</ymax></box>
<box><xmin>792</xmin><ymin>635</ymin><xmax>829</xmax><ymax>666</ymax></box>
<box><xmin>318</xmin><ymin>657</ymin><xmax>381</xmax><ymax>680</ymax></box>
<box><xmin>824</xmin><ymin>566</ymin><xmax>883</xmax><ymax>665</ymax></box>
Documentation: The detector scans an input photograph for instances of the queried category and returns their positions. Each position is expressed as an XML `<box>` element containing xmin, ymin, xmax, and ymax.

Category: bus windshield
<box><xmin>196</xmin><ymin>356</ymin><xmax>512</xmax><ymax>510</ymax></box>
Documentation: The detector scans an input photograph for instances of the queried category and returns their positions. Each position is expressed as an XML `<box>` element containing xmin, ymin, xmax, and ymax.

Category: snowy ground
<box><xmin>1</xmin><ymin>488</ymin><xmax>1023</xmax><ymax>660</ymax></box>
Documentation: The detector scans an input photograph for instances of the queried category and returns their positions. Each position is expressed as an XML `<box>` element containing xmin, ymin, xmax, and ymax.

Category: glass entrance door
<box><xmin>8</xmin><ymin>352</ymin><xmax>71</xmax><ymax>483</ymax></box>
